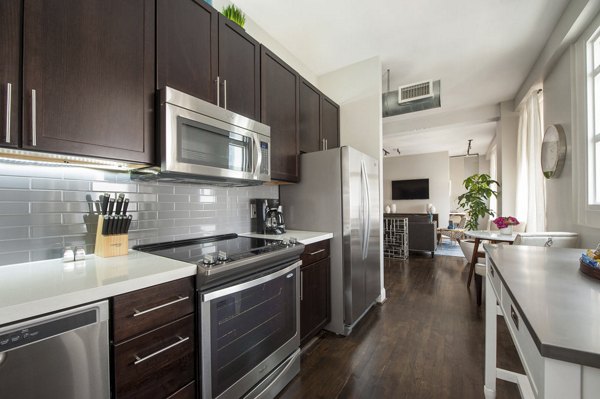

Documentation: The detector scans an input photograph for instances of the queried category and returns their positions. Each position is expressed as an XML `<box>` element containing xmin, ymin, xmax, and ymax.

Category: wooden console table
<box><xmin>484</xmin><ymin>245</ymin><xmax>600</xmax><ymax>398</ymax></box>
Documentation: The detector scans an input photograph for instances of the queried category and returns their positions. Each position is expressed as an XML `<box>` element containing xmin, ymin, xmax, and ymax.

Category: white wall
<box><xmin>449</xmin><ymin>156</ymin><xmax>487</xmax><ymax>212</ymax></box>
<box><xmin>317</xmin><ymin>57</ymin><xmax>383</xmax><ymax>160</ymax></box>
<box><xmin>383</xmin><ymin>152</ymin><xmax>450</xmax><ymax>228</ymax></box>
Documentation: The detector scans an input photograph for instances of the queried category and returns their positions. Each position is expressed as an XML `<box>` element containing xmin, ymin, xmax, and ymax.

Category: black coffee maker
<box><xmin>251</xmin><ymin>199</ymin><xmax>286</xmax><ymax>235</ymax></box>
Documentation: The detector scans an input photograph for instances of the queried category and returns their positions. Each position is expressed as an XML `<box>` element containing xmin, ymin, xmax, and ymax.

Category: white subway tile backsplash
<box><xmin>0</xmin><ymin>165</ymin><xmax>277</xmax><ymax>266</ymax></box>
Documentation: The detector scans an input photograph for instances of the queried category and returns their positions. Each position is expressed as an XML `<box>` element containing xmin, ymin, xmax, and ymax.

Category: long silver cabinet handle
<box><xmin>5</xmin><ymin>83</ymin><xmax>12</xmax><ymax>143</ymax></box>
<box><xmin>132</xmin><ymin>295</ymin><xmax>189</xmax><ymax>317</ymax></box>
<box><xmin>223</xmin><ymin>79</ymin><xmax>227</xmax><ymax>109</ymax></box>
<box><xmin>216</xmin><ymin>76</ymin><xmax>220</xmax><ymax>107</ymax></box>
<box><xmin>133</xmin><ymin>335</ymin><xmax>189</xmax><ymax>365</ymax></box>
<box><xmin>300</xmin><ymin>270</ymin><xmax>304</xmax><ymax>301</ymax></box>
<box><xmin>325</xmin><ymin>139</ymin><xmax>328</xmax><ymax>150</ymax></box>
<box><xmin>308</xmin><ymin>249</ymin><xmax>325</xmax><ymax>256</ymax></box>
<box><xmin>322</xmin><ymin>138</ymin><xmax>325</xmax><ymax>150</ymax></box>
<box><xmin>31</xmin><ymin>89</ymin><xmax>37</xmax><ymax>146</ymax></box>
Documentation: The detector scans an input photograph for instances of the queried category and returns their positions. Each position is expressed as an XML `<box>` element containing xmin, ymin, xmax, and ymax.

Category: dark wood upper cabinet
<box><xmin>321</xmin><ymin>96</ymin><xmax>340</xmax><ymax>150</ymax></box>
<box><xmin>157</xmin><ymin>0</ymin><xmax>218</xmax><ymax>104</ymax></box>
<box><xmin>22</xmin><ymin>0</ymin><xmax>155</xmax><ymax>164</ymax></box>
<box><xmin>261</xmin><ymin>46</ymin><xmax>299</xmax><ymax>182</ymax></box>
<box><xmin>299</xmin><ymin>79</ymin><xmax>320</xmax><ymax>154</ymax></box>
<box><xmin>0</xmin><ymin>0</ymin><xmax>21</xmax><ymax>148</ymax></box>
<box><xmin>218</xmin><ymin>14</ymin><xmax>260</xmax><ymax>120</ymax></box>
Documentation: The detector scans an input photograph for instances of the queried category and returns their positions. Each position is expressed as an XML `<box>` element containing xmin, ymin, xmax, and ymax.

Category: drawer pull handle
<box><xmin>5</xmin><ymin>83</ymin><xmax>12</xmax><ymax>143</ymax></box>
<box><xmin>133</xmin><ymin>335</ymin><xmax>189</xmax><ymax>365</ymax></box>
<box><xmin>510</xmin><ymin>305</ymin><xmax>519</xmax><ymax>331</ymax></box>
<box><xmin>133</xmin><ymin>296</ymin><xmax>189</xmax><ymax>317</ymax></box>
<box><xmin>309</xmin><ymin>249</ymin><xmax>325</xmax><ymax>256</ymax></box>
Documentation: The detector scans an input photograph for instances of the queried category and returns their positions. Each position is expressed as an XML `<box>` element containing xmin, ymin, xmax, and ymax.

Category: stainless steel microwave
<box><xmin>134</xmin><ymin>87</ymin><xmax>271</xmax><ymax>185</ymax></box>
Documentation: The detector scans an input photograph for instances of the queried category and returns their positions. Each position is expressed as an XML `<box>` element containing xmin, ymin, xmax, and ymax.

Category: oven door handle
<box><xmin>202</xmin><ymin>260</ymin><xmax>301</xmax><ymax>302</ymax></box>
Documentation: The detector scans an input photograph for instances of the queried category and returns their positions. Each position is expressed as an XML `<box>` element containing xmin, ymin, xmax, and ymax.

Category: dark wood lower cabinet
<box><xmin>114</xmin><ymin>315</ymin><xmax>195</xmax><ymax>398</ymax></box>
<box><xmin>112</xmin><ymin>277</ymin><xmax>196</xmax><ymax>399</ymax></box>
<box><xmin>300</xmin><ymin>241</ymin><xmax>331</xmax><ymax>345</ymax></box>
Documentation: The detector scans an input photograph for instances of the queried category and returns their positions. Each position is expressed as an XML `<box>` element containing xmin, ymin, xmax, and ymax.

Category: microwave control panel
<box><xmin>260</xmin><ymin>142</ymin><xmax>269</xmax><ymax>175</ymax></box>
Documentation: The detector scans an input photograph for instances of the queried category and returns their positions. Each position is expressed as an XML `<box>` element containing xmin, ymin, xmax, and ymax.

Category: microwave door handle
<box><xmin>253</xmin><ymin>134</ymin><xmax>262</xmax><ymax>178</ymax></box>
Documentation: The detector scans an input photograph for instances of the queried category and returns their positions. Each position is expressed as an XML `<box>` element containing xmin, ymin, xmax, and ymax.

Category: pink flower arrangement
<box><xmin>493</xmin><ymin>216</ymin><xmax>520</xmax><ymax>229</ymax></box>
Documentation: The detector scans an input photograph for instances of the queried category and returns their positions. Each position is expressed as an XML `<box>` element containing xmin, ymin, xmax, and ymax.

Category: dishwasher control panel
<box><xmin>0</xmin><ymin>309</ymin><xmax>97</xmax><ymax>352</ymax></box>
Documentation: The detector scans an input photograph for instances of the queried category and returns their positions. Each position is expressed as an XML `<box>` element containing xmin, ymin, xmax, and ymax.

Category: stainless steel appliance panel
<box><xmin>280</xmin><ymin>146</ymin><xmax>381</xmax><ymax>336</ymax></box>
<box><xmin>0</xmin><ymin>301</ymin><xmax>110</xmax><ymax>399</ymax></box>
<box><xmin>200</xmin><ymin>261</ymin><xmax>301</xmax><ymax>399</ymax></box>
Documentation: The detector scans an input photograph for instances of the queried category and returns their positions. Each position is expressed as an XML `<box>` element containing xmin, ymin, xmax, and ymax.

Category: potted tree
<box><xmin>456</xmin><ymin>173</ymin><xmax>499</xmax><ymax>261</ymax></box>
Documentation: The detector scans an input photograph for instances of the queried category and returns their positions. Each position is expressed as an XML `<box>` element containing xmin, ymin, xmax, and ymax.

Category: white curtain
<box><xmin>515</xmin><ymin>93</ymin><xmax>546</xmax><ymax>232</ymax></box>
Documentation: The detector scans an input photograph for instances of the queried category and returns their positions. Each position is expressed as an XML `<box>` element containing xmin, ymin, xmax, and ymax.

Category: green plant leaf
<box><xmin>457</xmin><ymin>173</ymin><xmax>500</xmax><ymax>231</ymax></box>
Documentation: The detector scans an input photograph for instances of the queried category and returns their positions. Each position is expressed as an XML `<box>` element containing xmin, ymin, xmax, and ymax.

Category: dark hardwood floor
<box><xmin>279</xmin><ymin>254</ymin><xmax>524</xmax><ymax>399</ymax></box>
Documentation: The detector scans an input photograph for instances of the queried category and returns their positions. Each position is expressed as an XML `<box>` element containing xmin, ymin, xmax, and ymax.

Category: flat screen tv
<box><xmin>392</xmin><ymin>179</ymin><xmax>429</xmax><ymax>200</ymax></box>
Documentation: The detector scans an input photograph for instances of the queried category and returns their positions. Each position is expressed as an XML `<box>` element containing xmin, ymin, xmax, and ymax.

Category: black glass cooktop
<box><xmin>133</xmin><ymin>234</ymin><xmax>288</xmax><ymax>266</ymax></box>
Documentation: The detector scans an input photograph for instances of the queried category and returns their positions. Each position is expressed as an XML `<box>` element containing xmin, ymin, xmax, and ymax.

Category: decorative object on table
<box><xmin>391</xmin><ymin>203</ymin><xmax>397</xmax><ymax>213</ymax></box>
<box><xmin>580</xmin><ymin>245</ymin><xmax>600</xmax><ymax>280</ymax></box>
<box><xmin>492</xmin><ymin>216</ymin><xmax>520</xmax><ymax>235</ymax></box>
<box><xmin>385</xmin><ymin>205</ymin><xmax>391</xmax><ymax>213</ymax></box>
<box><xmin>541</xmin><ymin>124</ymin><xmax>567</xmax><ymax>179</ymax></box>
<box><xmin>457</xmin><ymin>173</ymin><xmax>499</xmax><ymax>231</ymax></box>
<box><xmin>95</xmin><ymin>193</ymin><xmax>133</xmax><ymax>258</ymax></box>
<box><xmin>448</xmin><ymin>221</ymin><xmax>454</xmax><ymax>229</ymax></box>
<box><xmin>426</xmin><ymin>203</ymin><xmax>436</xmax><ymax>222</ymax></box>
<box><xmin>222</xmin><ymin>4</ymin><xmax>246</xmax><ymax>28</ymax></box>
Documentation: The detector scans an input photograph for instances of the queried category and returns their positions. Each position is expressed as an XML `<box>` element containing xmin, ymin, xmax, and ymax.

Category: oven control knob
<box><xmin>281</xmin><ymin>239</ymin><xmax>289</xmax><ymax>246</ymax></box>
<box><xmin>217</xmin><ymin>251</ymin><xmax>228</xmax><ymax>262</ymax></box>
<box><xmin>289</xmin><ymin>237</ymin><xmax>298</xmax><ymax>245</ymax></box>
<box><xmin>202</xmin><ymin>255</ymin><xmax>215</xmax><ymax>266</ymax></box>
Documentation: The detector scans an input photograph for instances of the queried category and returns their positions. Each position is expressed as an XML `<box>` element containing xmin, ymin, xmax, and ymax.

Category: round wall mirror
<box><xmin>541</xmin><ymin>124</ymin><xmax>567</xmax><ymax>179</ymax></box>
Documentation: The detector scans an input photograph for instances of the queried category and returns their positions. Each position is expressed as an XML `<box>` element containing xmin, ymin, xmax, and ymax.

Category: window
<box><xmin>587</xmin><ymin>28</ymin><xmax>600</xmax><ymax>204</ymax></box>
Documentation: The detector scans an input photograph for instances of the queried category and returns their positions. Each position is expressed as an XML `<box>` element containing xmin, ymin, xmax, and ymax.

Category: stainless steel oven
<box><xmin>135</xmin><ymin>87</ymin><xmax>271</xmax><ymax>185</ymax></box>
<box><xmin>199</xmin><ymin>260</ymin><xmax>301</xmax><ymax>399</ymax></box>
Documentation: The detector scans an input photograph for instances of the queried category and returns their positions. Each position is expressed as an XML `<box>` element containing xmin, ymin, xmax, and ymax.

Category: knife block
<box><xmin>95</xmin><ymin>215</ymin><xmax>129</xmax><ymax>258</ymax></box>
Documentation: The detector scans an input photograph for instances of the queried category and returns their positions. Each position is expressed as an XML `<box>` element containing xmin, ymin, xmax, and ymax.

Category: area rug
<box><xmin>435</xmin><ymin>241</ymin><xmax>465</xmax><ymax>257</ymax></box>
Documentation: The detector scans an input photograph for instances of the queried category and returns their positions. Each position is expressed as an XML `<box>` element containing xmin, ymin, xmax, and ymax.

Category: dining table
<box><xmin>464</xmin><ymin>230</ymin><xmax>517</xmax><ymax>288</ymax></box>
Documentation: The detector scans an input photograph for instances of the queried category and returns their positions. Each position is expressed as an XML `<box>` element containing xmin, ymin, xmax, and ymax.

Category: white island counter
<box><xmin>483</xmin><ymin>244</ymin><xmax>600</xmax><ymax>399</ymax></box>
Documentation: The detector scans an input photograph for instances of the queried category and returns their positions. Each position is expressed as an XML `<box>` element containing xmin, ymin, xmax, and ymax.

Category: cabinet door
<box><xmin>218</xmin><ymin>14</ymin><xmax>260</xmax><ymax>120</ymax></box>
<box><xmin>300</xmin><ymin>258</ymin><xmax>331</xmax><ymax>345</ymax></box>
<box><xmin>261</xmin><ymin>47</ymin><xmax>299</xmax><ymax>182</ymax></box>
<box><xmin>321</xmin><ymin>96</ymin><xmax>340</xmax><ymax>150</ymax></box>
<box><xmin>0</xmin><ymin>0</ymin><xmax>21</xmax><ymax>148</ymax></box>
<box><xmin>22</xmin><ymin>0</ymin><xmax>155</xmax><ymax>164</ymax></box>
<box><xmin>157</xmin><ymin>0</ymin><xmax>217</xmax><ymax>103</ymax></box>
<box><xmin>299</xmin><ymin>79</ymin><xmax>320</xmax><ymax>154</ymax></box>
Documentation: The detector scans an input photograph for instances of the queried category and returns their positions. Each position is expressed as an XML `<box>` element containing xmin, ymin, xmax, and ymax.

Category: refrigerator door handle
<box><xmin>363</xmin><ymin>161</ymin><xmax>371</xmax><ymax>257</ymax></box>
<box><xmin>360</xmin><ymin>161</ymin><xmax>369</xmax><ymax>260</ymax></box>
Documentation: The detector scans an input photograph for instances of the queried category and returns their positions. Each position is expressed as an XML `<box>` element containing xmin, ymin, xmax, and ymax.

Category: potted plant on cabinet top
<box><xmin>457</xmin><ymin>173</ymin><xmax>499</xmax><ymax>231</ymax></box>
<box><xmin>222</xmin><ymin>4</ymin><xmax>246</xmax><ymax>28</ymax></box>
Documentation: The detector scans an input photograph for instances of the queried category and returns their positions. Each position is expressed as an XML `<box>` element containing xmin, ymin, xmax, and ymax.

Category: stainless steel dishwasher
<box><xmin>0</xmin><ymin>301</ymin><xmax>110</xmax><ymax>399</ymax></box>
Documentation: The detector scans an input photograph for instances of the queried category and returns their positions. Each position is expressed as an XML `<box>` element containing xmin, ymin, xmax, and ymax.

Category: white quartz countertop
<box><xmin>0</xmin><ymin>251</ymin><xmax>196</xmax><ymax>326</ymax></box>
<box><xmin>484</xmin><ymin>244</ymin><xmax>600</xmax><ymax>368</ymax></box>
<box><xmin>240</xmin><ymin>230</ymin><xmax>333</xmax><ymax>245</ymax></box>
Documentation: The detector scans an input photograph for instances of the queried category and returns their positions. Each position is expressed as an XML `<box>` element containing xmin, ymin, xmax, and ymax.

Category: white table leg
<box><xmin>484</xmin><ymin>272</ymin><xmax>497</xmax><ymax>398</ymax></box>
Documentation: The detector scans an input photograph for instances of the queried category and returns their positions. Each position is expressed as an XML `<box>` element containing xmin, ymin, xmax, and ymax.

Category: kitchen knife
<box><xmin>107</xmin><ymin>198</ymin><xmax>115</xmax><ymax>215</ymax></box>
<box><xmin>115</xmin><ymin>216</ymin><xmax>122</xmax><ymax>235</ymax></box>
<box><xmin>100</xmin><ymin>193</ymin><xmax>109</xmax><ymax>215</ymax></box>
<box><xmin>122</xmin><ymin>198</ymin><xmax>129</xmax><ymax>215</ymax></box>
<box><xmin>102</xmin><ymin>216</ymin><xmax>110</xmax><ymax>235</ymax></box>
<box><xmin>115</xmin><ymin>196</ymin><xmax>123</xmax><ymax>215</ymax></box>
<box><xmin>125</xmin><ymin>215</ymin><xmax>133</xmax><ymax>234</ymax></box>
<box><xmin>110</xmin><ymin>216</ymin><xmax>117</xmax><ymax>235</ymax></box>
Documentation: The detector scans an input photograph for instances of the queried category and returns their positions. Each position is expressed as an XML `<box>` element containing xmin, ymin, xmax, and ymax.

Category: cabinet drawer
<box><xmin>114</xmin><ymin>314</ymin><xmax>195</xmax><ymax>399</ymax></box>
<box><xmin>301</xmin><ymin>240</ymin><xmax>330</xmax><ymax>266</ymax></box>
<box><xmin>488</xmin><ymin>261</ymin><xmax>502</xmax><ymax>299</ymax></box>
<box><xmin>113</xmin><ymin>277</ymin><xmax>195</xmax><ymax>343</ymax></box>
<box><xmin>500</xmin><ymin>287</ymin><xmax>543</xmax><ymax>397</ymax></box>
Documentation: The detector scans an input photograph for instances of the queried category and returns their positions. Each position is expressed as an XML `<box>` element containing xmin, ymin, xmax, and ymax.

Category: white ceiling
<box><xmin>233</xmin><ymin>0</ymin><xmax>569</xmax><ymax>156</ymax></box>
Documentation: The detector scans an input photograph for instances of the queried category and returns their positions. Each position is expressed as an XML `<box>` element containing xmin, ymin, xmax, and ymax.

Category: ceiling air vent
<box><xmin>398</xmin><ymin>81</ymin><xmax>433</xmax><ymax>104</ymax></box>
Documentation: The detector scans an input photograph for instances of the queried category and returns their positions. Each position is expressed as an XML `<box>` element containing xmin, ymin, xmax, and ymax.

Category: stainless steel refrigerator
<box><xmin>280</xmin><ymin>146</ymin><xmax>381</xmax><ymax>336</ymax></box>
